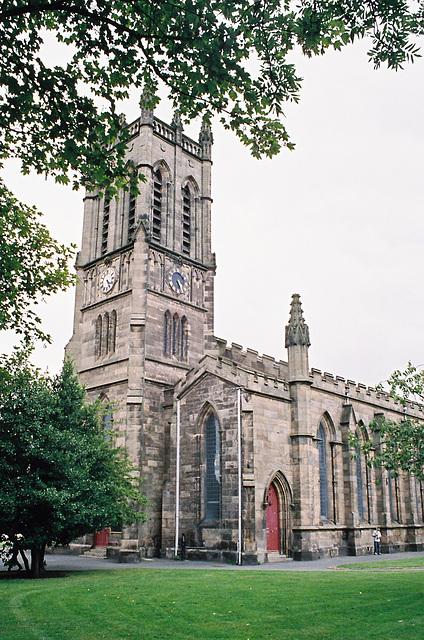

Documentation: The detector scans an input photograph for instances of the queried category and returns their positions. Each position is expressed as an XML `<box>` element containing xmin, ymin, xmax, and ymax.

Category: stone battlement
<box><xmin>125</xmin><ymin>116</ymin><xmax>203</xmax><ymax>159</ymax></box>
<box><xmin>177</xmin><ymin>351</ymin><xmax>290</xmax><ymax>401</ymax></box>
<box><xmin>309</xmin><ymin>367</ymin><xmax>423</xmax><ymax>418</ymax></box>
<box><xmin>214</xmin><ymin>337</ymin><xmax>289</xmax><ymax>379</ymax></box>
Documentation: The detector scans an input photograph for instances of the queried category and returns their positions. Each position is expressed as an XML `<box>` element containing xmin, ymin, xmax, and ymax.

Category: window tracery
<box><xmin>205</xmin><ymin>412</ymin><xmax>220</xmax><ymax>521</ymax></box>
<box><xmin>163</xmin><ymin>311</ymin><xmax>188</xmax><ymax>361</ymax></box>
<box><xmin>95</xmin><ymin>310</ymin><xmax>117</xmax><ymax>359</ymax></box>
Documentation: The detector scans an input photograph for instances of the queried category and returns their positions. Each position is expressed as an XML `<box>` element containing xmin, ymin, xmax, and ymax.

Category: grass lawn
<box><xmin>0</xmin><ymin>568</ymin><xmax>423</xmax><ymax>640</ymax></box>
<box><xmin>339</xmin><ymin>557</ymin><xmax>424</xmax><ymax>569</ymax></box>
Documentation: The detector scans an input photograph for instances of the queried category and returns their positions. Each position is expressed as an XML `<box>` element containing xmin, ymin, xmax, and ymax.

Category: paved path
<box><xmin>2</xmin><ymin>550</ymin><xmax>424</xmax><ymax>573</ymax></box>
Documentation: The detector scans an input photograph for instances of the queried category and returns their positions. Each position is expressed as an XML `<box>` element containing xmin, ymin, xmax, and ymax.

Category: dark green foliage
<box><xmin>0</xmin><ymin>352</ymin><xmax>146</xmax><ymax>575</ymax></box>
<box><xmin>1</xmin><ymin>1</ymin><xmax>423</xmax><ymax>341</ymax></box>
<box><xmin>0</xmin><ymin>179</ymin><xmax>75</xmax><ymax>343</ymax></box>
<box><xmin>1</xmin><ymin>1</ymin><xmax>423</xmax><ymax>181</ymax></box>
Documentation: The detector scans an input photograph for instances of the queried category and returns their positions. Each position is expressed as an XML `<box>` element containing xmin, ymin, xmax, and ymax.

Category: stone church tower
<box><xmin>68</xmin><ymin>104</ymin><xmax>424</xmax><ymax>563</ymax></box>
<box><xmin>67</xmin><ymin>100</ymin><xmax>216</xmax><ymax>555</ymax></box>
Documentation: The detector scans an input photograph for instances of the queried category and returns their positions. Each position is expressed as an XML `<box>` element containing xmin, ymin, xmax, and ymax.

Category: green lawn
<box><xmin>1</xmin><ymin>569</ymin><xmax>423</xmax><ymax>640</ymax></box>
<box><xmin>339</xmin><ymin>557</ymin><xmax>424</xmax><ymax>569</ymax></box>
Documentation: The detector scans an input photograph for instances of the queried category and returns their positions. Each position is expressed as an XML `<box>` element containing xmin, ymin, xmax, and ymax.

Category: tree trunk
<box><xmin>30</xmin><ymin>543</ymin><xmax>46</xmax><ymax>577</ymax></box>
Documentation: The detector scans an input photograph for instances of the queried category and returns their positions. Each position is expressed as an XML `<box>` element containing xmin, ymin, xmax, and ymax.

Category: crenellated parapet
<box><xmin>175</xmin><ymin>351</ymin><xmax>290</xmax><ymax>401</ymax></box>
<box><xmin>214</xmin><ymin>337</ymin><xmax>289</xmax><ymax>379</ymax></box>
<box><xmin>124</xmin><ymin>115</ymin><xmax>204</xmax><ymax>159</ymax></box>
<box><xmin>309</xmin><ymin>367</ymin><xmax>424</xmax><ymax>418</ymax></box>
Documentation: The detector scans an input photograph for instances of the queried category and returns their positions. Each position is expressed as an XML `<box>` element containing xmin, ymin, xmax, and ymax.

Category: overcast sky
<box><xmin>1</xmin><ymin>39</ymin><xmax>423</xmax><ymax>388</ymax></box>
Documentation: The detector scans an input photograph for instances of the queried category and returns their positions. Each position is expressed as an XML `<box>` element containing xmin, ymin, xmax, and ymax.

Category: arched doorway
<box><xmin>266</xmin><ymin>484</ymin><xmax>280</xmax><ymax>551</ymax></box>
<box><xmin>265</xmin><ymin>473</ymin><xmax>292</xmax><ymax>556</ymax></box>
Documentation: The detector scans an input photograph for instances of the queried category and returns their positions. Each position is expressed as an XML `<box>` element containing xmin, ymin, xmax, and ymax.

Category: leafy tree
<box><xmin>1</xmin><ymin>0</ymin><xmax>423</xmax><ymax>340</ymax></box>
<box><xmin>349</xmin><ymin>362</ymin><xmax>424</xmax><ymax>481</ymax></box>
<box><xmin>0</xmin><ymin>351</ymin><xmax>146</xmax><ymax>577</ymax></box>
<box><xmin>0</xmin><ymin>178</ymin><xmax>76</xmax><ymax>343</ymax></box>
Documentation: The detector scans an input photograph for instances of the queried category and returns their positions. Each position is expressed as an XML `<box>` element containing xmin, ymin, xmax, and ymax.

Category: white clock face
<box><xmin>99</xmin><ymin>267</ymin><xmax>116</xmax><ymax>294</ymax></box>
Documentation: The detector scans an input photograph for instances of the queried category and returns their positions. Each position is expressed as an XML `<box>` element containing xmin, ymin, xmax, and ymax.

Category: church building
<box><xmin>67</xmin><ymin>100</ymin><xmax>424</xmax><ymax>563</ymax></box>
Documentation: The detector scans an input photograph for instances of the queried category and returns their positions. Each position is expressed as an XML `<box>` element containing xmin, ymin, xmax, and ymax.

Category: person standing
<box><xmin>372</xmin><ymin>527</ymin><xmax>382</xmax><ymax>555</ymax></box>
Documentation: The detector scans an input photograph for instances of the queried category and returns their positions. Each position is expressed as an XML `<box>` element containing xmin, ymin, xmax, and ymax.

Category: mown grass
<box><xmin>339</xmin><ymin>557</ymin><xmax>424</xmax><ymax>569</ymax></box>
<box><xmin>0</xmin><ymin>568</ymin><xmax>423</xmax><ymax>640</ymax></box>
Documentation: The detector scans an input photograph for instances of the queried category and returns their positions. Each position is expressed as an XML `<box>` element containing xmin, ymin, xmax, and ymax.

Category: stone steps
<box><xmin>267</xmin><ymin>552</ymin><xmax>293</xmax><ymax>563</ymax></box>
<box><xmin>82</xmin><ymin>547</ymin><xmax>108</xmax><ymax>559</ymax></box>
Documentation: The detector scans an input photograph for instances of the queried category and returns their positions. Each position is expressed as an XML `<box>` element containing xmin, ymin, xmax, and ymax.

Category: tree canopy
<box><xmin>349</xmin><ymin>363</ymin><xmax>424</xmax><ymax>481</ymax></box>
<box><xmin>1</xmin><ymin>0</ymin><xmax>423</xmax><ymax>341</ymax></box>
<box><xmin>0</xmin><ymin>352</ymin><xmax>146</xmax><ymax>576</ymax></box>
<box><xmin>0</xmin><ymin>178</ymin><xmax>75</xmax><ymax>343</ymax></box>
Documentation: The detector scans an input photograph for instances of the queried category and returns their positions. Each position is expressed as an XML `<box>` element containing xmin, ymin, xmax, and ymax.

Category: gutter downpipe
<box><xmin>174</xmin><ymin>398</ymin><xmax>181</xmax><ymax>558</ymax></box>
<box><xmin>237</xmin><ymin>387</ymin><xmax>242</xmax><ymax>565</ymax></box>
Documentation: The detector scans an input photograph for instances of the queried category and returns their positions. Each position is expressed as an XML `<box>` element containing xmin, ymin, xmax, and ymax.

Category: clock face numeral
<box><xmin>99</xmin><ymin>267</ymin><xmax>117</xmax><ymax>294</ymax></box>
<box><xmin>167</xmin><ymin>269</ymin><xmax>188</xmax><ymax>295</ymax></box>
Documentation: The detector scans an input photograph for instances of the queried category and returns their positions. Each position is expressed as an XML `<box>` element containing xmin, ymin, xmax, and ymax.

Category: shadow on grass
<box><xmin>0</xmin><ymin>570</ymin><xmax>72</xmax><ymax>580</ymax></box>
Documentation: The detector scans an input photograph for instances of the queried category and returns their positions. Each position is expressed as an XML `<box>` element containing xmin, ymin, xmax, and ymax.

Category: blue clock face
<box><xmin>167</xmin><ymin>269</ymin><xmax>187</xmax><ymax>294</ymax></box>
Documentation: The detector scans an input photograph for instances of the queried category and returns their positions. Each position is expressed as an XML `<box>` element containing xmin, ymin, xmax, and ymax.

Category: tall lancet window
<box><xmin>182</xmin><ymin>184</ymin><xmax>191</xmax><ymax>255</ymax></box>
<box><xmin>355</xmin><ymin>436</ymin><xmax>365</xmax><ymax>520</ymax></box>
<box><xmin>164</xmin><ymin>311</ymin><xmax>172</xmax><ymax>357</ymax></box>
<box><xmin>205</xmin><ymin>413</ymin><xmax>220</xmax><ymax>520</ymax></box>
<box><xmin>172</xmin><ymin>313</ymin><xmax>180</xmax><ymax>356</ymax></box>
<box><xmin>152</xmin><ymin>169</ymin><xmax>162</xmax><ymax>242</ymax></box>
<box><xmin>101</xmin><ymin>198</ymin><xmax>110</xmax><ymax>256</ymax></box>
<box><xmin>95</xmin><ymin>315</ymin><xmax>102</xmax><ymax>359</ymax></box>
<box><xmin>180</xmin><ymin>316</ymin><xmax>188</xmax><ymax>361</ymax></box>
<box><xmin>318</xmin><ymin>423</ymin><xmax>329</xmax><ymax>520</ymax></box>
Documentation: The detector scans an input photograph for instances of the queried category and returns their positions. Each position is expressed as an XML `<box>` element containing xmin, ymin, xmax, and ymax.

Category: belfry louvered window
<box><xmin>205</xmin><ymin>413</ymin><xmax>220</xmax><ymax>520</ymax></box>
<box><xmin>101</xmin><ymin>198</ymin><xmax>110</xmax><ymax>256</ymax></box>
<box><xmin>127</xmin><ymin>190</ymin><xmax>136</xmax><ymax>242</ymax></box>
<box><xmin>182</xmin><ymin>184</ymin><xmax>191</xmax><ymax>255</ymax></box>
<box><xmin>152</xmin><ymin>170</ymin><xmax>162</xmax><ymax>242</ymax></box>
<box><xmin>318</xmin><ymin>423</ymin><xmax>329</xmax><ymax>520</ymax></box>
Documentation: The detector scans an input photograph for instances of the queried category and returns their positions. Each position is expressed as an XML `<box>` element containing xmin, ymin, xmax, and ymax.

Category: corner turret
<box><xmin>199</xmin><ymin>117</ymin><xmax>214</xmax><ymax>160</ymax></box>
<box><xmin>285</xmin><ymin>293</ymin><xmax>311</xmax><ymax>382</ymax></box>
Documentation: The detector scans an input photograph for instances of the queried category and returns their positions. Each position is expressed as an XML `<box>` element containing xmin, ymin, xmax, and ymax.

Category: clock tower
<box><xmin>67</xmin><ymin>99</ymin><xmax>215</xmax><ymax>555</ymax></box>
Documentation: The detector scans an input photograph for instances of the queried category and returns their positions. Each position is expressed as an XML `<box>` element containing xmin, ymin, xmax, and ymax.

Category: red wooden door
<box><xmin>93</xmin><ymin>528</ymin><xmax>109</xmax><ymax>547</ymax></box>
<box><xmin>266</xmin><ymin>484</ymin><xmax>280</xmax><ymax>552</ymax></box>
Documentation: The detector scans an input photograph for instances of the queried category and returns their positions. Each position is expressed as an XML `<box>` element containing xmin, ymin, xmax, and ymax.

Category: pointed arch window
<box><xmin>95</xmin><ymin>310</ymin><xmax>117</xmax><ymax>359</ymax></box>
<box><xmin>109</xmin><ymin>310</ymin><xmax>117</xmax><ymax>354</ymax></box>
<box><xmin>163</xmin><ymin>311</ymin><xmax>188</xmax><ymax>361</ymax></box>
<box><xmin>102</xmin><ymin>312</ymin><xmax>110</xmax><ymax>356</ymax></box>
<box><xmin>387</xmin><ymin>472</ymin><xmax>401</xmax><ymax>522</ymax></box>
<box><xmin>101</xmin><ymin>198</ymin><xmax>110</xmax><ymax>256</ymax></box>
<box><xmin>152</xmin><ymin>169</ymin><xmax>162</xmax><ymax>242</ymax></box>
<box><xmin>182</xmin><ymin>184</ymin><xmax>191</xmax><ymax>255</ymax></box>
<box><xmin>205</xmin><ymin>413</ymin><xmax>220</xmax><ymax>521</ymax></box>
<box><xmin>95</xmin><ymin>315</ymin><xmax>102</xmax><ymax>358</ymax></box>
<box><xmin>180</xmin><ymin>316</ymin><xmax>188</xmax><ymax>361</ymax></box>
<box><xmin>172</xmin><ymin>313</ymin><xmax>180</xmax><ymax>356</ymax></box>
<box><xmin>164</xmin><ymin>311</ymin><xmax>172</xmax><ymax>357</ymax></box>
<box><xmin>318</xmin><ymin>423</ymin><xmax>329</xmax><ymax>520</ymax></box>
<box><xmin>355</xmin><ymin>436</ymin><xmax>365</xmax><ymax>520</ymax></box>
